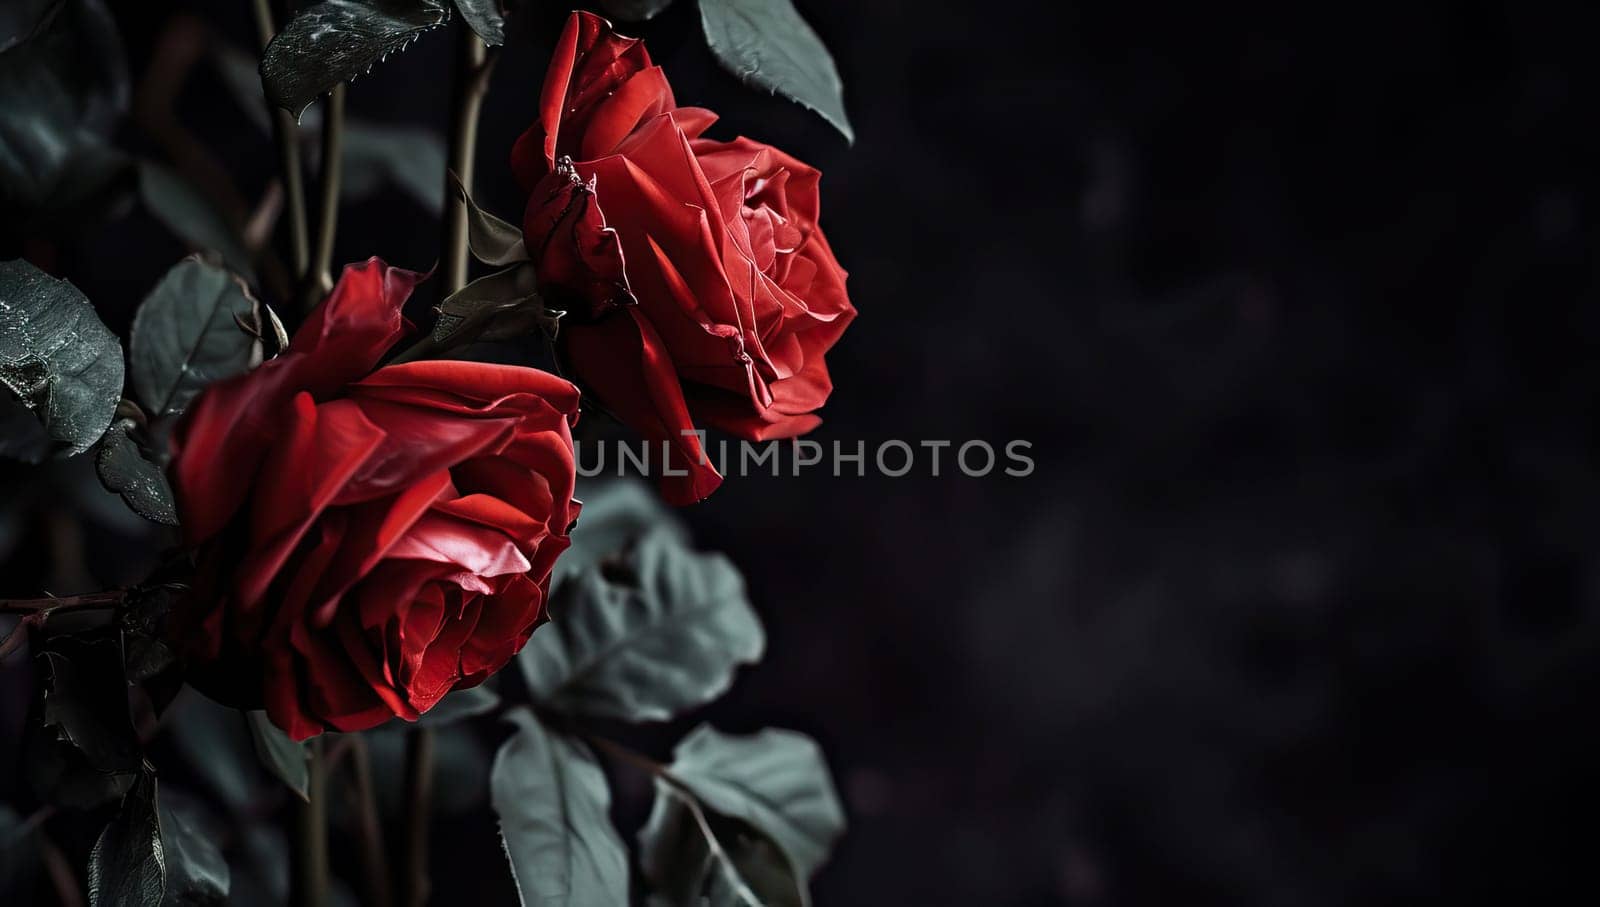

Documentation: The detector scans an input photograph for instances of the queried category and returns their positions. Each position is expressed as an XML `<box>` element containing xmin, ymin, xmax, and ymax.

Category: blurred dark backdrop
<box><xmin>15</xmin><ymin>0</ymin><xmax>1600</xmax><ymax>904</ymax></box>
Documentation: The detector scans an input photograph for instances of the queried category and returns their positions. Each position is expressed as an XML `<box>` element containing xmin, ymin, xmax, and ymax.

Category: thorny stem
<box><xmin>305</xmin><ymin>83</ymin><xmax>346</xmax><ymax>311</ymax></box>
<box><xmin>291</xmin><ymin>738</ymin><xmax>330</xmax><ymax>907</ymax></box>
<box><xmin>250</xmin><ymin>0</ymin><xmax>310</xmax><ymax>282</ymax></box>
<box><xmin>0</xmin><ymin>591</ymin><xmax>124</xmax><ymax>613</ymax></box>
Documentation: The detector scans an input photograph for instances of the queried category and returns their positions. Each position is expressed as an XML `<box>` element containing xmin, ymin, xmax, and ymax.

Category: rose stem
<box><xmin>0</xmin><ymin>591</ymin><xmax>125</xmax><ymax>613</ymax></box>
<box><xmin>399</xmin><ymin>727</ymin><xmax>435</xmax><ymax>907</ymax></box>
<box><xmin>292</xmin><ymin>737</ymin><xmax>331</xmax><ymax>907</ymax></box>
<box><xmin>304</xmin><ymin>82</ymin><xmax>346</xmax><ymax>312</ymax></box>
<box><xmin>440</xmin><ymin>28</ymin><xmax>495</xmax><ymax>295</ymax></box>
<box><xmin>248</xmin><ymin>0</ymin><xmax>309</xmax><ymax>284</ymax></box>
<box><xmin>347</xmin><ymin>736</ymin><xmax>394</xmax><ymax>907</ymax></box>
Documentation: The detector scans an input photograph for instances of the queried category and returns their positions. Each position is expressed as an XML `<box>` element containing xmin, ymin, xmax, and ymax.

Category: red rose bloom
<box><xmin>169</xmin><ymin>259</ymin><xmax>582</xmax><ymax>740</ymax></box>
<box><xmin>512</xmin><ymin>11</ymin><xmax>856</xmax><ymax>504</ymax></box>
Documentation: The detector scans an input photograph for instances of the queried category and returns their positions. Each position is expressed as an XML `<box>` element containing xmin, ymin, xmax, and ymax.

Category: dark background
<box><xmin>11</xmin><ymin>0</ymin><xmax>1600</xmax><ymax>904</ymax></box>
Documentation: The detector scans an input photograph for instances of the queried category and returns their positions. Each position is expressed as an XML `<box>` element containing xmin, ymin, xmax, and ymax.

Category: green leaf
<box><xmin>129</xmin><ymin>256</ymin><xmax>263</xmax><ymax>419</ymax></box>
<box><xmin>208</xmin><ymin>45</ymin><xmax>275</xmax><ymax>134</ymax></box>
<box><xmin>0</xmin><ymin>0</ymin><xmax>134</xmax><ymax>234</ymax></box>
<box><xmin>138</xmin><ymin>163</ymin><xmax>255</xmax><ymax>280</ymax></box>
<box><xmin>430</xmin><ymin>263</ymin><xmax>542</xmax><ymax>346</ymax></box>
<box><xmin>247</xmin><ymin>711</ymin><xmax>309</xmax><ymax>800</ymax></box>
<box><xmin>452</xmin><ymin>170</ymin><xmax>525</xmax><ymax>266</ymax></box>
<box><xmin>519</xmin><ymin>526</ymin><xmax>764</xmax><ymax>723</ymax></box>
<box><xmin>417</xmin><ymin>682</ymin><xmax>500</xmax><ymax>727</ymax></box>
<box><xmin>639</xmin><ymin>785</ymin><xmax>803</xmax><ymax>907</ymax></box>
<box><xmin>0</xmin><ymin>259</ymin><xmax>124</xmax><ymax>457</ymax></box>
<box><xmin>698</xmin><ymin>0</ymin><xmax>853</xmax><ymax>143</ymax></box>
<box><xmin>24</xmin><ymin>633</ymin><xmax>143</xmax><ymax>809</ymax></box>
<box><xmin>87</xmin><ymin>771</ymin><xmax>166</xmax><ymax>907</ymax></box>
<box><xmin>261</xmin><ymin>0</ymin><xmax>450</xmax><ymax>119</ymax></box>
<box><xmin>663</xmin><ymin>725</ymin><xmax>844</xmax><ymax>880</ymax></box>
<box><xmin>95</xmin><ymin>419</ymin><xmax>178</xmax><ymax>526</ymax></box>
<box><xmin>119</xmin><ymin>583</ymin><xmax>184</xmax><ymax>685</ymax></box>
<box><xmin>343</xmin><ymin>120</ymin><xmax>447</xmax><ymax>214</ymax></box>
<box><xmin>158</xmin><ymin>796</ymin><xmax>229</xmax><ymax>906</ymax></box>
<box><xmin>561</xmin><ymin>479</ymin><xmax>685</xmax><ymax>580</ymax></box>
<box><xmin>600</xmin><ymin>0</ymin><xmax>673</xmax><ymax>22</ymax></box>
<box><xmin>490</xmin><ymin>708</ymin><xmax>628</xmax><ymax>906</ymax></box>
<box><xmin>452</xmin><ymin>0</ymin><xmax>504</xmax><ymax>46</ymax></box>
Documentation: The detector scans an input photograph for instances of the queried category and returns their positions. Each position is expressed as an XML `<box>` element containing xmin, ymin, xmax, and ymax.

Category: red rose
<box><xmin>512</xmin><ymin>11</ymin><xmax>856</xmax><ymax>504</ymax></box>
<box><xmin>169</xmin><ymin>259</ymin><xmax>582</xmax><ymax>740</ymax></box>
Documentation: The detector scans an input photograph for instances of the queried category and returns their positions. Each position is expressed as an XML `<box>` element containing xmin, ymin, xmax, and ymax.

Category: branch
<box><xmin>305</xmin><ymin>83</ymin><xmax>346</xmax><ymax>311</ymax></box>
<box><xmin>347</xmin><ymin>736</ymin><xmax>395</xmax><ymax>907</ymax></box>
<box><xmin>250</xmin><ymin>0</ymin><xmax>310</xmax><ymax>281</ymax></box>
<box><xmin>399</xmin><ymin>727</ymin><xmax>435</xmax><ymax>907</ymax></box>
<box><xmin>291</xmin><ymin>738</ymin><xmax>330</xmax><ymax>907</ymax></box>
<box><xmin>440</xmin><ymin>31</ymin><xmax>497</xmax><ymax>295</ymax></box>
<box><xmin>0</xmin><ymin>590</ymin><xmax>125</xmax><ymax>614</ymax></box>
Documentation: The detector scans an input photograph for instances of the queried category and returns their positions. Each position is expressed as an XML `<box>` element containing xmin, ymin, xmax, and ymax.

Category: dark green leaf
<box><xmin>639</xmin><ymin>788</ymin><xmax>802</xmax><ymax>907</ymax></box>
<box><xmin>490</xmin><ymin>708</ymin><xmax>628</xmax><ymax>905</ymax></box>
<box><xmin>344</xmin><ymin>120</ymin><xmax>447</xmax><ymax>214</ymax></box>
<box><xmin>664</xmin><ymin>725</ymin><xmax>844</xmax><ymax>880</ymax></box>
<box><xmin>519</xmin><ymin>526</ymin><xmax>764</xmax><ymax>722</ymax></box>
<box><xmin>600</xmin><ymin>0</ymin><xmax>673</xmax><ymax>22</ymax></box>
<box><xmin>118</xmin><ymin>584</ymin><xmax>183</xmax><ymax>685</ymax></box>
<box><xmin>0</xmin><ymin>0</ymin><xmax>133</xmax><ymax>234</ymax></box>
<box><xmin>209</xmin><ymin>43</ymin><xmax>297</xmax><ymax>134</ymax></box>
<box><xmin>96</xmin><ymin>419</ymin><xmax>178</xmax><ymax>526</ymax></box>
<box><xmin>699</xmin><ymin>0</ymin><xmax>852</xmax><ymax>143</ymax></box>
<box><xmin>261</xmin><ymin>0</ymin><xmax>450</xmax><ymax>119</ymax></box>
<box><xmin>0</xmin><ymin>259</ymin><xmax>124</xmax><ymax>457</ymax></box>
<box><xmin>431</xmin><ymin>263</ymin><xmax>541</xmax><ymax>346</ymax></box>
<box><xmin>129</xmin><ymin>256</ymin><xmax>263</xmax><ymax>419</ymax></box>
<box><xmin>247</xmin><ymin>711</ymin><xmax>309</xmax><ymax>800</ymax></box>
<box><xmin>24</xmin><ymin>633</ymin><xmax>143</xmax><ymax>809</ymax></box>
<box><xmin>158</xmin><ymin>796</ymin><xmax>229</xmax><ymax>906</ymax></box>
<box><xmin>138</xmin><ymin>163</ymin><xmax>255</xmax><ymax>280</ymax></box>
<box><xmin>87</xmin><ymin>771</ymin><xmax>166</xmax><ymax>907</ymax></box>
<box><xmin>452</xmin><ymin>170</ymin><xmax>525</xmax><ymax>265</ymax></box>
<box><xmin>417</xmin><ymin>682</ymin><xmax>500</xmax><ymax>727</ymax></box>
<box><xmin>453</xmin><ymin>0</ymin><xmax>504</xmax><ymax>46</ymax></box>
<box><xmin>561</xmin><ymin>479</ymin><xmax>686</xmax><ymax>580</ymax></box>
